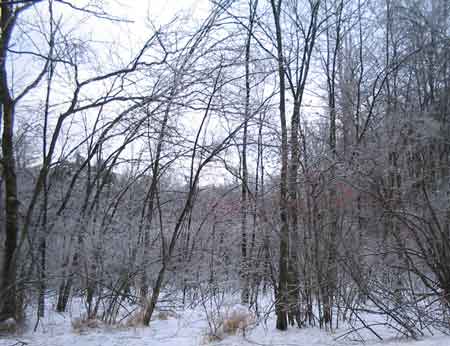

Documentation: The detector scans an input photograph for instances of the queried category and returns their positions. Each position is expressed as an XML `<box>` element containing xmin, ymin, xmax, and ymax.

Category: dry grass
<box><xmin>203</xmin><ymin>307</ymin><xmax>255</xmax><ymax>342</ymax></box>
<box><xmin>125</xmin><ymin>308</ymin><xmax>176</xmax><ymax>327</ymax></box>
<box><xmin>71</xmin><ymin>316</ymin><xmax>102</xmax><ymax>333</ymax></box>
<box><xmin>125</xmin><ymin>308</ymin><xmax>146</xmax><ymax>327</ymax></box>
<box><xmin>222</xmin><ymin>309</ymin><xmax>254</xmax><ymax>335</ymax></box>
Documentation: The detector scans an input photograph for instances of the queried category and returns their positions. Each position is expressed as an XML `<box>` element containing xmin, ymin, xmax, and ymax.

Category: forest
<box><xmin>1</xmin><ymin>0</ymin><xmax>450</xmax><ymax>345</ymax></box>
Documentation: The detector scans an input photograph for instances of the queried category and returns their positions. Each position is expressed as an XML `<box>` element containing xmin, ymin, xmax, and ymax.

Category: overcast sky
<box><xmin>11</xmin><ymin>0</ymin><xmax>322</xmax><ymax>185</ymax></box>
<box><xmin>104</xmin><ymin>0</ymin><xmax>210</xmax><ymax>48</ymax></box>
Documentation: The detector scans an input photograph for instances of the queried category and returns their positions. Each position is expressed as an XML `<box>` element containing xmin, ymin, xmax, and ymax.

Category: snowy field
<box><xmin>1</xmin><ymin>297</ymin><xmax>449</xmax><ymax>346</ymax></box>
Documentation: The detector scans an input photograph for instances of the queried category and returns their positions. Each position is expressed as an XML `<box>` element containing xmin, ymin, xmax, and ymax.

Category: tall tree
<box><xmin>271</xmin><ymin>0</ymin><xmax>321</xmax><ymax>330</ymax></box>
<box><xmin>1</xmin><ymin>0</ymin><xmax>49</xmax><ymax>322</ymax></box>
<box><xmin>240</xmin><ymin>0</ymin><xmax>258</xmax><ymax>306</ymax></box>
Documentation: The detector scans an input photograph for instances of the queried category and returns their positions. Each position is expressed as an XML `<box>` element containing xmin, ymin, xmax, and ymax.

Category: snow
<box><xmin>0</xmin><ymin>299</ymin><xmax>449</xmax><ymax>346</ymax></box>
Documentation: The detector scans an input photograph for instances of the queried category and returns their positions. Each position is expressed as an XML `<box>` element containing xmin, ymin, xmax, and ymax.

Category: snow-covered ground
<box><xmin>1</xmin><ymin>299</ymin><xmax>449</xmax><ymax>346</ymax></box>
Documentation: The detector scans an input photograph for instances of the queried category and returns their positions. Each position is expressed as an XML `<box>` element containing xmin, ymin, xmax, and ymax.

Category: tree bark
<box><xmin>0</xmin><ymin>1</ymin><xmax>19</xmax><ymax>322</ymax></box>
<box><xmin>270</xmin><ymin>0</ymin><xmax>289</xmax><ymax>331</ymax></box>
<box><xmin>240</xmin><ymin>0</ymin><xmax>257</xmax><ymax>306</ymax></box>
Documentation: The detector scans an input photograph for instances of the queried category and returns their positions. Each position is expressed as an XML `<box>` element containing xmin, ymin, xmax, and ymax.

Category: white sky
<box><xmin>105</xmin><ymin>0</ymin><xmax>210</xmax><ymax>44</ymax></box>
<box><xmin>11</xmin><ymin>0</ymin><xmax>327</xmax><ymax>186</ymax></box>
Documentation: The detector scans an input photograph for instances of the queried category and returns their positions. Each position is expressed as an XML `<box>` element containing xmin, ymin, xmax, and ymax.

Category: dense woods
<box><xmin>1</xmin><ymin>0</ymin><xmax>450</xmax><ymax>340</ymax></box>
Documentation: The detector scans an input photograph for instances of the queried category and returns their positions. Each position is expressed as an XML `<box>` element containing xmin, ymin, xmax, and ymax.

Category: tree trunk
<box><xmin>0</xmin><ymin>2</ymin><xmax>19</xmax><ymax>322</ymax></box>
<box><xmin>270</xmin><ymin>0</ymin><xmax>289</xmax><ymax>331</ymax></box>
<box><xmin>287</xmin><ymin>100</ymin><xmax>302</xmax><ymax>327</ymax></box>
<box><xmin>240</xmin><ymin>0</ymin><xmax>257</xmax><ymax>305</ymax></box>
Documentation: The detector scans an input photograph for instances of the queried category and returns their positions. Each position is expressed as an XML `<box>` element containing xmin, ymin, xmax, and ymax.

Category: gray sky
<box><xmin>11</xmin><ymin>0</ymin><xmax>324</xmax><ymax>186</ymax></box>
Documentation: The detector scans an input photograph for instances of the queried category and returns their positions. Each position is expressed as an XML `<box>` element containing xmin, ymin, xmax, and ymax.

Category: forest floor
<box><xmin>0</xmin><ymin>297</ymin><xmax>449</xmax><ymax>346</ymax></box>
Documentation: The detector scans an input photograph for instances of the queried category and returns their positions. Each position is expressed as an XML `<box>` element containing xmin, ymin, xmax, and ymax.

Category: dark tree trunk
<box><xmin>240</xmin><ymin>0</ymin><xmax>258</xmax><ymax>306</ymax></box>
<box><xmin>0</xmin><ymin>1</ymin><xmax>19</xmax><ymax>322</ymax></box>
<box><xmin>270</xmin><ymin>0</ymin><xmax>289</xmax><ymax>331</ymax></box>
<box><xmin>56</xmin><ymin>278</ymin><xmax>72</xmax><ymax>312</ymax></box>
